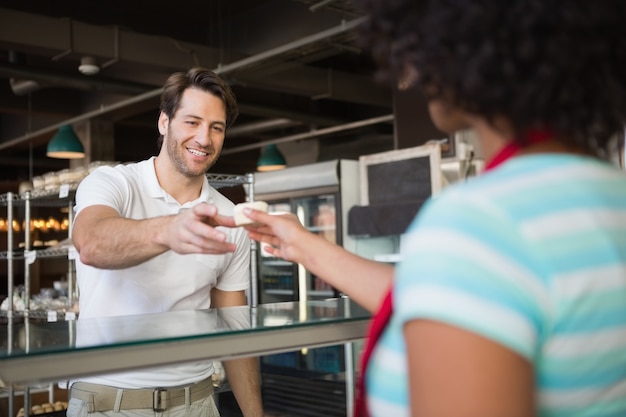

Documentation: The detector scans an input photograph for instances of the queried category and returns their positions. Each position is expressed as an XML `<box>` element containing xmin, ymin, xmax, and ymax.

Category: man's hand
<box><xmin>74</xmin><ymin>203</ymin><xmax>239</xmax><ymax>269</ymax></box>
<box><xmin>165</xmin><ymin>203</ymin><xmax>237</xmax><ymax>255</ymax></box>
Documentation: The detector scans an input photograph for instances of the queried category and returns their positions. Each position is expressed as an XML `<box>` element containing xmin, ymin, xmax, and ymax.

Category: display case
<box><xmin>0</xmin><ymin>298</ymin><xmax>370</xmax><ymax>416</ymax></box>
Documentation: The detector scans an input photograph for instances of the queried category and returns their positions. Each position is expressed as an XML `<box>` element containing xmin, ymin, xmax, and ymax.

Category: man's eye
<box><xmin>212</xmin><ymin>125</ymin><xmax>225</xmax><ymax>133</ymax></box>
<box><xmin>186</xmin><ymin>121</ymin><xmax>198</xmax><ymax>126</ymax></box>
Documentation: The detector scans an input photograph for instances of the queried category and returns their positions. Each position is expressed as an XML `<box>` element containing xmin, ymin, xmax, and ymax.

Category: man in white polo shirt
<box><xmin>69</xmin><ymin>67</ymin><xmax>263</xmax><ymax>417</ymax></box>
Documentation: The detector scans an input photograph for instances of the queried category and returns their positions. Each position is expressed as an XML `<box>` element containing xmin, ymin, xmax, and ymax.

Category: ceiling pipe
<box><xmin>0</xmin><ymin>89</ymin><xmax>162</xmax><ymax>151</ymax></box>
<box><xmin>221</xmin><ymin>114</ymin><xmax>394</xmax><ymax>155</ymax></box>
<box><xmin>0</xmin><ymin>16</ymin><xmax>368</xmax><ymax>153</ymax></box>
<box><xmin>0</xmin><ymin>62</ymin><xmax>154</xmax><ymax>95</ymax></box>
<box><xmin>227</xmin><ymin>118</ymin><xmax>301</xmax><ymax>138</ymax></box>
<box><xmin>237</xmin><ymin>103</ymin><xmax>343</xmax><ymax>127</ymax></box>
<box><xmin>310</xmin><ymin>0</ymin><xmax>338</xmax><ymax>12</ymax></box>
<box><xmin>214</xmin><ymin>17</ymin><xmax>366</xmax><ymax>74</ymax></box>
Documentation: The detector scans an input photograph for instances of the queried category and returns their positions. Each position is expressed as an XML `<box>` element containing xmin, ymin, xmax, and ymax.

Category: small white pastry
<box><xmin>234</xmin><ymin>201</ymin><xmax>268</xmax><ymax>225</ymax></box>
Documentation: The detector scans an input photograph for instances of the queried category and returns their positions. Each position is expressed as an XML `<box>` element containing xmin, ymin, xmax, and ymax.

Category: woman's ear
<box><xmin>397</xmin><ymin>64</ymin><xmax>419</xmax><ymax>91</ymax></box>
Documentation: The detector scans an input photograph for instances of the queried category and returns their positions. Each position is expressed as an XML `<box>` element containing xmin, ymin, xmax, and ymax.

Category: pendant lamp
<box><xmin>257</xmin><ymin>144</ymin><xmax>286</xmax><ymax>171</ymax></box>
<box><xmin>47</xmin><ymin>124</ymin><xmax>85</xmax><ymax>159</ymax></box>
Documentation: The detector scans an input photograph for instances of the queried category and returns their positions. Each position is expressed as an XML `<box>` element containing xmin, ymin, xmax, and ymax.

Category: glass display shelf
<box><xmin>0</xmin><ymin>298</ymin><xmax>369</xmax><ymax>386</ymax></box>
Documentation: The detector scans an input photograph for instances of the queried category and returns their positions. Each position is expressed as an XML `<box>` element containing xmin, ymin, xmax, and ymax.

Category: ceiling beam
<box><xmin>222</xmin><ymin>114</ymin><xmax>394</xmax><ymax>154</ymax></box>
<box><xmin>0</xmin><ymin>16</ymin><xmax>373</xmax><ymax>152</ymax></box>
<box><xmin>0</xmin><ymin>8</ymin><xmax>222</xmax><ymax>69</ymax></box>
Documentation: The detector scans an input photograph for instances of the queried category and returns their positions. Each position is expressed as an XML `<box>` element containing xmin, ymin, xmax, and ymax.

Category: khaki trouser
<box><xmin>66</xmin><ymin>378</ymin><xmax>219</xmax><ymax>417</ymax></box>
<box><xmin>66</xmin><ymin>395</ymin><xmax>220</xmax><ymax>417</ymax></box>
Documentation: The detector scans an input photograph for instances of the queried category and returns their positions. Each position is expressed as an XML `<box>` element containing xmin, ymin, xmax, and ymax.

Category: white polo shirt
<box><xmin>72</xmin><ymin>157</ymin><xmax>250</xmax><ymax>387</ymax></box>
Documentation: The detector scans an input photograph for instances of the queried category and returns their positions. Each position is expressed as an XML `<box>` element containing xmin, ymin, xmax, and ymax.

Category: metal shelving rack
<box><xmin>1</xmin><ymin>187</ymin><xmax>77</xmax><ymax>321</ymax></box>
<box><xmin>0</xmin><ymin>188</ymin><xmax>76</xmax><ymax>417</ymax></box>
<box><xmin>1</xmin><ymin>172</ymin><xmax>257</xmax><ymax>318</ymax></box>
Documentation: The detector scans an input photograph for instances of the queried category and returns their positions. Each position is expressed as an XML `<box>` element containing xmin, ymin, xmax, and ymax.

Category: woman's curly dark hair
<box><xmin>355</xmin><ymin>0</ymin><xmax>626</xmax><ymax>156</ymax></box>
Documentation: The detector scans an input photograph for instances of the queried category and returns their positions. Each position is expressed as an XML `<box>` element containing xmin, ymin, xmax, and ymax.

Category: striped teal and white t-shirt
<box><xmin>367</xmin><ymin>154</ymin><xmax>626</xmax><ymax>417</ymax></box>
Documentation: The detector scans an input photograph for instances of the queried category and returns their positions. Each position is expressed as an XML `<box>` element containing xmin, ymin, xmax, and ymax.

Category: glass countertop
<box><xmin>0</xmin><ymin>298</ymin><xmax>370</xmax><ymax>386</ymax></box>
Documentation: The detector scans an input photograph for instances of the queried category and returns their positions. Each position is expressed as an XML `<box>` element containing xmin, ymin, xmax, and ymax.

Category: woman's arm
<box><xmin>243</xmin><ymin>208</ymin><xmax>393</xmax><ymax>313</ymax></box>
<box><xmin>404</xmin><ymin>319</ymin><xmax>535</xmax><ymax>417</ymax></box>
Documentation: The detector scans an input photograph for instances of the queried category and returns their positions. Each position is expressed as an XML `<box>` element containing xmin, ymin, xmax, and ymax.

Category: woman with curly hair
<box><xmin>241</xmin><ymin>1</ymin><xmax>626</xmax><ymax>416</ymax></box>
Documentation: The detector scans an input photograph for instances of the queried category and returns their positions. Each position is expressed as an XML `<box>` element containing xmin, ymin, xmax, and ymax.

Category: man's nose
<box><xmin>195</xmin><ymin>127</ymin><xmax>212</xmax><ymax>146</ymax></box>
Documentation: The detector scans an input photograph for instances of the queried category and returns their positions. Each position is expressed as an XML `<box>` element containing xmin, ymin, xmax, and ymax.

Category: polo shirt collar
<box><xmin>142</xmin><ymin>156</ymin><xmax>214</xmax><ymax>206</ymax></box>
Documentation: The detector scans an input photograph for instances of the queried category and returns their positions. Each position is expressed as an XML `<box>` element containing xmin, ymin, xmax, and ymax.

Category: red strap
<box><xmin>484</xmin><ymin>141</ymin><xmax>520</xmax><ymax>171</ymax></box>
<box><xmin>485</xmin><ymin>130</ymin><xmax>553</xmax><ymax>171</ymax></box>
<box><xmin>354</xmin><ymin>288</ymin><xmax>393</xmax><ymax>417</ymax></box>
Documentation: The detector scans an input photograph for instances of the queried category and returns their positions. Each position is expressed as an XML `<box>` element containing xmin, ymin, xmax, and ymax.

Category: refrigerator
<box><xmin>250</xmin><ymin>159</ymin><xmax>360</xmax><ymax>417</ymax></box>
<box><xmin>252</xmin><ymin>159</ymin><xmax>360</xmax><ymax>305</ymax></box>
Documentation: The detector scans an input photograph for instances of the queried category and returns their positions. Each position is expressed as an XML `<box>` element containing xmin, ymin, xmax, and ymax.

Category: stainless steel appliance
<box><xmin>250</xmin><ymin>159</ymin><xmax>360</xmax><ymax>417</ymax></box>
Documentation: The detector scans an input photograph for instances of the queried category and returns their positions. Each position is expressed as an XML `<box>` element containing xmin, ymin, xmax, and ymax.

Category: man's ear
<box><xmin>158</xmin><ymin>111</ymin><xmax>169</xmax><ymax>136</ymax></box>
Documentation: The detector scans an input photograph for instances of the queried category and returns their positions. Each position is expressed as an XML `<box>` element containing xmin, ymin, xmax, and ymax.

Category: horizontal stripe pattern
<box><xmin>544</xmin><ymin>326</ymin><xmax>626</xmax><ymax>358</ymax></box>
<box><xmin>539</xmin><ymin>378</ymin><xmax>626</xmax><ymax>409</ymax></box>
<box><xmin>400</xmin><ymin>228</ymin><xmax>552</xmax><ymax>314</ymax></box>
<box><xmin>397</xmin><ymin>286</ymin><xmax>538</xmax><ymax>357</ymax></box>
<box><xmin>521</xmin><ymin>209</ymin><xmax>626</xmax><ymax>240</ymax></box>
<box><xmin>367</xmin><ymin>154</ymin><xmax>626</xmax><ymax>417</ymax></box>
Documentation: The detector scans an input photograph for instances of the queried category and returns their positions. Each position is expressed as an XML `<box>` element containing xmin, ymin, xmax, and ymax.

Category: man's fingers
<box><xmin>192</xmin><ymin>202</ymin><xmax>218</xmax><ymax>218</ymax></box>
<box><xmin>190</xmin><ymin>203</ymin><xmax>238</xmax><ymax>228</ymax></box>
<box><xmin>212</xmin><ymin>213</ymin><xmax>237</xmax><ymax>228</ymax></box>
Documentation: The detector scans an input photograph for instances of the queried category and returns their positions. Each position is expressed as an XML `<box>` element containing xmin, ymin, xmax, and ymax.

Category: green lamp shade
<box><xmin>257</xmin><ymin>144</ymin><xmax>286</xmax><ymax>171</ymax></box>
<box><xmin>47</xmin><ymin>124</ymin><xmax>85</xmax><ymax>159</ymax></box>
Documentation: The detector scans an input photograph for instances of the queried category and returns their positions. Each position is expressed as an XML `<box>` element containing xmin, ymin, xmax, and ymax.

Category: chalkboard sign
<box><xmin>367</xmin><ymin>156</ymin><xmax>432</xmax><ymax>205</ymax></box>
<box><xmin>348</xmin><ymin>143</ymin><xmax>443</xmax><ymax>237</ymax></box>
<box><xmin>359</xmin><ymin>143</ymin><xmax>443</xmax><ymax>206</ymax></box>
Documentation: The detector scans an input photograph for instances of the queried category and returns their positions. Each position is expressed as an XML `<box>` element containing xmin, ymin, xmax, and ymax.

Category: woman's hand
<box><xmin>241</xmin><ymin>208</ymin><xmax>309</xmax><ymax>263</ymax></box>
<box><xmin>242</xmin><ymin>206</ymin><xmax>395</xmax><ymax>313</ymax></box>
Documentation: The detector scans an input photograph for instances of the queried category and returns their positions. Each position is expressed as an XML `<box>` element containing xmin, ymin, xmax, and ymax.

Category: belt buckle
<box><xmin>153</xmin><ymin>388</ymin><xmax>168</xmax><ymax>412</ymax></box>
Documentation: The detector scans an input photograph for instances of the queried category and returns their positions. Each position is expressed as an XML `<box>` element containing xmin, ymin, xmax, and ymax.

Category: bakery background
<box><xmin>0</xmin><ymin>0</ymin><xmax>448</xmax><ymax>194</ymax></box>
<box><xmin>0</xmin><ymin>3</ymin><xmax>475</xmax><ymax>416</ymax></box>
<box><xmin>0</xmin><ymin>0</ymin><xmax>468</xmax><ymax>316</ymax></box>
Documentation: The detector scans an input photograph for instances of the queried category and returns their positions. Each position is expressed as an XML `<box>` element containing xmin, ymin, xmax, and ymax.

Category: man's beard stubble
<box><xmin>165</xmin><ymin>132</ymin><xmax>219</xmax><ymax>178</ymax></box>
